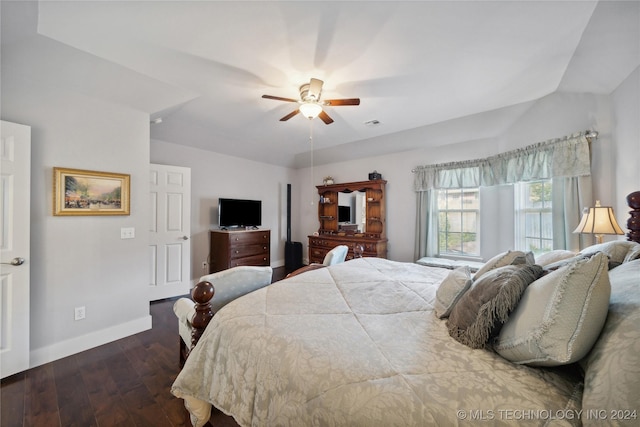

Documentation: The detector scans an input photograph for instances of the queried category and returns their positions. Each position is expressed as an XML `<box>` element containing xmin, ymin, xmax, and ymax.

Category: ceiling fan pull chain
<box><xmin>310</xmin><ymin>119</ymin><xmax>315</xmax><ymax>205</ymax></box>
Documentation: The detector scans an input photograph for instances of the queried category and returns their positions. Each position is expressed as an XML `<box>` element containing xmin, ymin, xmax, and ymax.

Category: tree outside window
<box><xmin>437</xmin><ymin>188</ymin><xmax>480</xmax><ymax>256</ymax></box>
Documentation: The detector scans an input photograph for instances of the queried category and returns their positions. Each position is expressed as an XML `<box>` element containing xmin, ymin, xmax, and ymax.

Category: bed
<box><xmin>171</xmin><ymin>194</ymin><xmax>640</xmax><ymax>427</ymax></box>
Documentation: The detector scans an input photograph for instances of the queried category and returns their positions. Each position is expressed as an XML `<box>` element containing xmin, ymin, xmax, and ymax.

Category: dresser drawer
<box><xmin>230</xmin><ymin>253</ymin><xmax>270</xmax><ymax>268</ymax></box>
<box><xmin>308</xmin><ymin>234</ymin><xmax>387</xmax><ymax>264</ymax></box>
<box><xmin>229</xmin><ymin>231</ymin><xmax>269</xmax><ymax>245</ymax></box>
<box><xmin>309</xmin><ymin>238</ymin><xmax>334</xmax><ymax>248</ymax></box>
<box><xmin>309</xmin><ymin>245</ymin><xmax>329</xmax><ymax>261</ymax></box>
<box><xmin>230</xmin><ymin>243</ymin><xmax>269</xmax><ymax>260</ymax></box>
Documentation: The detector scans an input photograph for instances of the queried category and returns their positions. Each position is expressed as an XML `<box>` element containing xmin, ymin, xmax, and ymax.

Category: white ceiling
<box><xmin>2</xmin><ymin>1</ymin><xmax>639</xmax><ymax>168</ymax></box>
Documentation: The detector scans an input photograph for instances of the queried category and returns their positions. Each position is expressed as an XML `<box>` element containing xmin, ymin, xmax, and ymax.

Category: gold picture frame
<box><xmin>53</xmin><ymin>167</ymin><xmax>130</xmax><ymax>216</ymax></box>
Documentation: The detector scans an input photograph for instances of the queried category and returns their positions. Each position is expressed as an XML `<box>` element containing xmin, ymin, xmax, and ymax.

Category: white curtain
<box><xmin>552</xmin><ymin>175</ymin><xmax>593</xmax><ymax>251</ymax></box>
<box><xmin>414</xmin><ymin>190</ymin><xmax>439</xmax><ymax>259</ymax></box>
<box><xmin>413</xmin><ymin>132</ymin><xmax>593</xmax><ymax>259</ymax></box>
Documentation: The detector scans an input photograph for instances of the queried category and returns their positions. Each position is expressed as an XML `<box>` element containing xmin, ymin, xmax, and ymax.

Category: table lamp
<box><xmin>573</xmin><ymin>200</ymin><xmax>624</xmax><ymax>244</ymax></box>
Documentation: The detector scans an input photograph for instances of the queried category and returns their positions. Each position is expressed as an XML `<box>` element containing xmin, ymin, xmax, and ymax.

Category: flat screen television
<box><xmin>218</xmin><ymin>198</ymin><xmax>262</xmax><ymax>228</ymax></box>
<box><xmin>338</xmin><ymin>205</ymin><xmax>351</xmax><ymax>223</ymax></box>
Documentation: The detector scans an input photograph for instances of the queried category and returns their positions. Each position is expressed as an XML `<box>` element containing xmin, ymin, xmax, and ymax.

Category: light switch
<box><xmin>121</xmin><ymin>227</ymin><xmax>135</xmax><ymax>239</ymax></box>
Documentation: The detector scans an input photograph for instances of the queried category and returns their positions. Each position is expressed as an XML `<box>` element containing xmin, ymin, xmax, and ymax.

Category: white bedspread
<box><xmin>171</xmin><ymin>258</ymin><xmax>583</xmax><ymax>426</ymax></box>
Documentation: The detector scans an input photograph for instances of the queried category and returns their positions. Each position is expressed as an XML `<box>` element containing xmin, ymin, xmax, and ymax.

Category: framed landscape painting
<box><xmin>53</xmin><ymin>167</ymin><xmax>130</xmax><ymax>216</ymax></box>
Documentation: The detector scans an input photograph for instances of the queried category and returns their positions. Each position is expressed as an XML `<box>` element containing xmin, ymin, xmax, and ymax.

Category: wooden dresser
<box><xmin>209</xmin><ymin>229</ymin><xmax>270</xmax><ymax>273</ymax></box>
<box><xmin>308</xmin><ymin>179</ymin><xmax>387</xmax><ymax>264</ymax></box>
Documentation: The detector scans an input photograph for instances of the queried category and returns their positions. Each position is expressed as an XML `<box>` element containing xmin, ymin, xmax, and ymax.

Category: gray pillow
<box><xmin>447</xmin><ymin>264</ymin><xmax>544</xmax><ymax>349</ymax></box>
<box><xmin>542</xmin><ymin>253</ymin><xmax>594</xmax><ymax>272</ymax></box>
<box><xmin>535</xmin><ymin>250</ymin><xmax>577</xmax><ymax>266</ymax></box>
<box><xmin>580</xmin><ymin>240</ymin><xmax>638</xmax><ymax>269</ymax></box>
<box><xmin>494</xmin><ymin>253</ymin><xmax>610</xmax><ymax>366</ymax></box>
<box><xmin>474</xmin><ymin>250</ymin><xmax>534</xmax><ymax>280</ymax></box>
<box><xmin>434</xmin><ymin>266</ymin><xmax>472</xmax><ymax>319</ymax></box>
<box><xmin>623</xmin><ymin>243</ymin><xmax>640</xmax><ymax>263</ymax></box>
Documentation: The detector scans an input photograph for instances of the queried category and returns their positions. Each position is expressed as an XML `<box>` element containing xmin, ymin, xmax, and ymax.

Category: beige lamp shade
<box><xmin>573</xmin><ymin>200</ymin><xmax>624</xmax><ymax>244</ymax></box>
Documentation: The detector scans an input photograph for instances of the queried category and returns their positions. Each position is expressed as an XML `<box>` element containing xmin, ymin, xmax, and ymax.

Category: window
<box><xmin>437</xmin><ymin>188</ymin><xmax>480</xmax><ymax>256</ymax></box>
<box><xmin>515</xmin><ymin>180</ymin><xmax>552</xmax><ymax>254</ymax></box>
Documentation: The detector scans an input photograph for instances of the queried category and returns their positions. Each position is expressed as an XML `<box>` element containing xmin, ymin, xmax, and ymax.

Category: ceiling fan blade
<box><xmin>308</xmin><ymin>78</ymin><xmax>324</xmax><ymax>100</ymax></box>
<box><xmin>280</xmin><ymin>109</ymin><xmax>300</xmax><ymax>121</ymax></box>
<box><xmin>324</xmin><ymin>98</ymin><xmax>360</xmax><ymax>106</ymax></box>
<box><xmin>262</xmin><ymin>94</ymin><xmax>299</xmax><ymax>103</ymax></box>
<box><xmin>318</xmin><ymin>110</ymin><xmax>334</xmax><ymax>125</ymax></box>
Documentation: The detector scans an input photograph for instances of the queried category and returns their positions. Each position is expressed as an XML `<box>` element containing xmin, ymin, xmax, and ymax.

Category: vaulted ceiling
<box><xmin>2</xmin><ymin>1</ymin><xmax>638</xmax><ymax>168</ymax></box>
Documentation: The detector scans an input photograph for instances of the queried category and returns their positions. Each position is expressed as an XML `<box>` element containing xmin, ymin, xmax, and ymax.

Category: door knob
<box><xmin>182</xmin><ymin>236</ymin><xmax>189</xmax><ymax>240</ymax></box>
<box><xmin>1</xmin><ymin>257</ymin><xmax>25</xmax><ymax>266</ymax></box>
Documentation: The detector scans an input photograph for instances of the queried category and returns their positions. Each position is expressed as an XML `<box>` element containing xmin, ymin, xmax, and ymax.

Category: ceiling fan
<box><xmin>262</xmin><ymin>78</ymin><xmax>360</xmax><ymax>124</ymax></box>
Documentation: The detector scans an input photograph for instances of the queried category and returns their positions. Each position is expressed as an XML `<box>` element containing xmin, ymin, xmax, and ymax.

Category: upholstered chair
<box><xmin>323</xmin><ymin>245</ymin><xmax>349</xmax><ymax>266</ymax></box>
<box><xmin>174</xmin><ymin>265</ymin><xmax>273</xmax><ymax>364</ymax></box>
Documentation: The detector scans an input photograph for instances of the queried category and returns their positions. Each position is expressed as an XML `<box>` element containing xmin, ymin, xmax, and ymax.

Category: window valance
<box><xmin>413</xmin><ymin>131</ymin><xmax>591</xmax><ymax>191</ymax></box>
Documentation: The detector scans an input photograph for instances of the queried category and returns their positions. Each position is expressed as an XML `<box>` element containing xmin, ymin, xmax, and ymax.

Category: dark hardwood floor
<box><xmin>1</xmin><ymin>267</ymin><xmax>287</xmax><ymax>427</ymax></box>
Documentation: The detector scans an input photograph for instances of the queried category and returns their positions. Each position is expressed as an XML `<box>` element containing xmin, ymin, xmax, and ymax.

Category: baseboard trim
<box><xmin>29</xmin><ymin>315</ymin><xmax>152</xmax><ymax>369</ymax></box>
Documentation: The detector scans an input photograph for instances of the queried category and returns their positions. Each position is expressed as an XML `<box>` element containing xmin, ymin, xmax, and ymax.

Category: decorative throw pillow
<box><xmin>473</xmin><ymin>250</ymin><xmax>534</xmax><ymax>280</ymax></box>
<box><xmin>447</xmin><ymin>264</ymin><xmax>544</xmax><ymax>349</ymax></box>
<box><xmin>579</xmin><ymin>240</ymin><xmax>637</xmax><ymax>269</ymax></box>
<box><xmin>494</xmin><ymin>252</ymin><xmax>611</xmax><ymax>366</ymax></box>
<box><xmin>542</xmin><ymin>253</ymin><xmax>594</xmax><ymax>272</ymax></box>
<box><xmin>580</xmin><ymin>259</ymin><xmax>640</xmax><ymax>424</ymax></box>
<box><xmin>434</xmin><ymin>266</ymin><xmax>472</xmax><ymax>319</ymax></box>
<box><xmin>623</xmin><ymin>242</ymin><xmax>640</xmax><ymax>263</ymax></box>
<box><xmin>535</xmin><ymin>250</ymin><xmax>577</xmax><ymax>267</ymax></box>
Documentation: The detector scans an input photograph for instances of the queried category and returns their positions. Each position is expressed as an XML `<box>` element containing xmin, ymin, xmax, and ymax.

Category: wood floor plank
<box><xmin>1</xmin><ymin>372</ymin><xmax>26</xmax><ymax>426</ymax></box>
<box><xmin>52</xmin><ymin>356</ymin><xmax>97</xmax><ymax>427</ymax></box>
<box><xmin>121</xmin><ymin>383</ymin><xmax>174</xmax><ymax>426</ymax></box>
<box><xmin>23</xmin><ymin>364</ymin><xmax>60</xmax><ymax>427</ymax></box>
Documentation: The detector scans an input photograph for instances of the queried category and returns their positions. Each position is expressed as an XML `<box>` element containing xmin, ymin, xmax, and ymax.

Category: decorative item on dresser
<box><xmin>309</xmin><ymin>179</ymin><xmax>387</xmax><ymax>263</ymax></box>
<box><xmin>209</xmin><ymin>229</ymin><xmax>270</xmax><ymax>273</ymax></box>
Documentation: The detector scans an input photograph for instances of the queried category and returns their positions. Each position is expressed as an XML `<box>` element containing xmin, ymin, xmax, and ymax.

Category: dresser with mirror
<box><xmin>308</xmin><ymin>179</ymin><xmax>387</xmax><ymax>263</ymax></box>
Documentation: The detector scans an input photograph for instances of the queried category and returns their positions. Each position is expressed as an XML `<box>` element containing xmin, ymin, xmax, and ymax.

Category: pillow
<box><xmin>434</xmin><ymin>266</ymin><xmax>472</xmax><ymax>319</ymax></box>
<box><xmin>473</xmin><ymin>250</ymin><xmax>534</xmax><ymax>280</ymax></box>
<box><xmin>623</xmin><ymin>242</ymin><xmax>640</xmax><ymax>263</ymax></box>
<box><xmin>447</xmin><ymin>264</ymin><xmax>543</xmax><ymax>349</ymax></box>
<box><xmin>579</xmin><ymin>240</ymin><xmax>637</xmax><ymax>269</ymax></box>
<box><xmin>580</xmin><ymin>259</ymin><xmax>640</xmax><ymax>424</ymax></box>
<box><xmin>535</xmin><ymin>250</ymin><xmax>577</xmax><ymax>266</ymax></box>
<box><xmin>494</xmin><ymin>252</ymin><xmax>610</xmax><ymax>366</ymax></box>
<box><xmin>542</xmin><ymin>253</ymin><xmax>594</xmax><ymax>272</ymax></box>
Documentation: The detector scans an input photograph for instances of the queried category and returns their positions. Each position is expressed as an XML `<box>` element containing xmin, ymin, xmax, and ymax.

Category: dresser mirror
<box><xmin>338</xmin><ymin>192</ymin><xmax>367</xmax><ymax>233</ymax></box>
<box><xmin>310</xmin><ymin>179</ymin><xmax>387</xmax><ymax>263</ymax></box>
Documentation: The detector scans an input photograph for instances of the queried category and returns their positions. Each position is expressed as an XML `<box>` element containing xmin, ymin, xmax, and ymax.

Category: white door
<box><xmin>0</xmin><ymin>120</ymin><xmax>31</xmax><ymax>378</ymax></box>
<box><xmin>149</xmin><ymin>164</ymin><xmax>191</xmax><ymax>301</ymax></box>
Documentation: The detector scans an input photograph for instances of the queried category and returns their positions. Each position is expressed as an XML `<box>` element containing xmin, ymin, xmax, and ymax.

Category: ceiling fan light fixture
<box><xmin>299</xmin><ymin>102</ymin><xmax>323</xmax><ymax>119</ymax></box>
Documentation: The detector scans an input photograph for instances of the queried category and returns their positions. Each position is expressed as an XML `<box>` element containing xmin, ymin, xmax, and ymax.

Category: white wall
<box><xmin>2</xmin><ymin>76</ymin><xmax>151</xmax><ymax>368</ymax></box>
<box><xmin>294</xmin><ymin>91</ymin><xmax>622</xmax><ymax>263</ymax></box>
<box><xmin>611</xmin><ymin>67</ymin><xmax>640</xmax><ymax>225</ymax></box>
<box><xmin>150</xmin><ymin>140</ymin><xmax>296</xmax><ymax>280</ymax></box>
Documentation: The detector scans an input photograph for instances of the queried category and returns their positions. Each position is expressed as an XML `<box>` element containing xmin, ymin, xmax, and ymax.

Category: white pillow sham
<box><xmin>434</xmin><ymin>265</ymin><xmax>472</xmax><ymax>319</ymax></box>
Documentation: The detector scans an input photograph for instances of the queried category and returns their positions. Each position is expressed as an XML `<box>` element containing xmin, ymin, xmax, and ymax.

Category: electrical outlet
<box><xmin>74</xmin><ymin>306</ymin><xmax>86</xmax><ymax>321</ymax></box>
